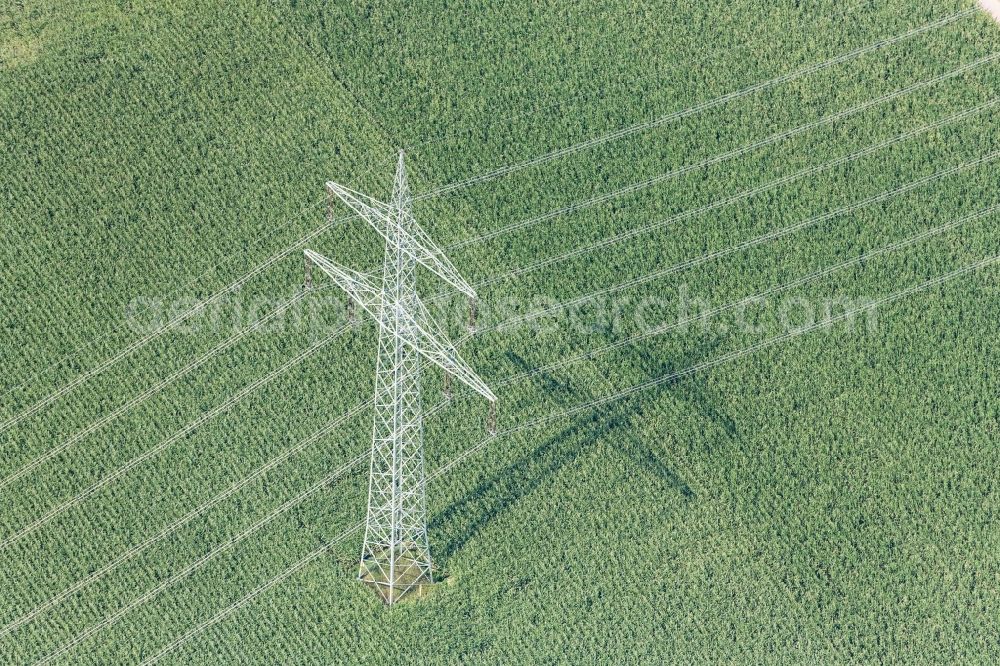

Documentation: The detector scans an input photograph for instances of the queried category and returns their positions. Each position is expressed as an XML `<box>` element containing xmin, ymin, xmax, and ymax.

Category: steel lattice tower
<box><xmin>304</xmin><ymin>151</ymin><xmax>496</xmax><ymax>604</ymax></box>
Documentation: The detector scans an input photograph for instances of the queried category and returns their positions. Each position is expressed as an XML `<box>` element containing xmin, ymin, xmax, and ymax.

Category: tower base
<box><xmin>359</xmin><ymin>548</ymin><xmax>434</xmax><ymax>605</ymax></box>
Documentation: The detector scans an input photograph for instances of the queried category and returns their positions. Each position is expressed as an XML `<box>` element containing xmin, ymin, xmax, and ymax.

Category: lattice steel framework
<box><xmin>304</xmin><ymin>152</ymin><xmax>496</xmax><ymax>604</ymax></box>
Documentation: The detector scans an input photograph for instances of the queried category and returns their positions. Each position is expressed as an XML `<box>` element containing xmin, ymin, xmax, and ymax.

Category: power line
<box><xmin>297</xmin><ymin>0</ymin><xmax>871</xmax><ymax>158</ymax></box>
<box><xmin>397</xmin><ymin>99</ymin><xmax>1000</xmax><ymax>323</ymax></box>
<box><xmin>0</xmin><ymin>326</ymin><xmax>349</xmax><ymax>550</ymax></box>
<box><xmin>33</xmin><ymin>399</ymin><xmax>452</xmax><ymax>666</ymax></box>
<box><xmin>1</xmin><ymin>15</ymin><xmax>405</xmax><ymax>410</ymax></box>
<box><xmin>0</xmin><ymin>9</ymin><xmax>970</xmax><ymax>428</ymax></box>
<box><xmin>471</xmin><ymin>98</ymin><xmax>998</xmax><ymax>289</ymax></box>
<box><xmin>442</xmin><ymin>52</ymin><xmax>1000</xmax><ymax>251</ymax></box>
<box><xmin>8</xmin><ymin>142</ymin><xmax>993</xmax><ymax>582</ymax></box>
<box><xmin>6</xmin><ymin>82</ymin><xmax>988</xmax><ymax>448</ymax></box>
<box><xmin>484</xmin><ymin>149</ymin><xmax>1000</xmax><ymax>335</ymax></box>
<box><xmin>11</xmin><ymin>198</ymin><xmax>986</xmax><ymax>637</ymax></box>
<box><xmin>531</xmin><ymin>255</ymin><xmax>999</xmax><ymax>417</ymax></box>
<box><xmin>0</xmin><ymin>204</ymin><xmax>358</xmax><ymax>432</ymax></box>
<box><xmin>22</xmin><ymin>202</ymin><xmax>995</xmax><ymax>652</ymax></box>
<box><xmin>6</xmin><ymin>89</ymin><xmax>981</xmax><ymax>510</ymax></box>
<box><xmin>0</xmin><ymin>151</ymin><xmax>394</xmax><ymax>418</ymax></box>
<box><xmin>415</xmin><ymin>8</ymin><xmax>977</xmax><ymax>200</ymax></box>
<box><xmin>137</xmin><ymin>521</ymin><xmax>363</xmax><ymax>666</ymax></box>
<box><xmin>0</xmin><ymin>401</ymin><xmax>369</xmax><ymax>640</ymax></box>
<box><xmin>33</xmin><ymin>451</ymin><xmax>368</xmax><ymax>666</ymax></box>
<box><xmin>0</xmin><ymin>287</ymin><xmax>333</xmax><ymax>492</ymax></box>
<box><xmin>499</xmin><ymin>203</ymin><xmax>1000</xmax><ymax>386</ymax></box>
<box><xmin>135</xmin><ymin>249</ymin><xmax>1000</xmax><ymax>665</ymax></box>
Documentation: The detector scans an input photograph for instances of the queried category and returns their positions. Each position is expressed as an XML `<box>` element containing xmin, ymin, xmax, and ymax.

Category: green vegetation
<box><xmin>2</xmin><ymin>0</ymin><xmax>1000</xmax><ymax>662</ymax></box>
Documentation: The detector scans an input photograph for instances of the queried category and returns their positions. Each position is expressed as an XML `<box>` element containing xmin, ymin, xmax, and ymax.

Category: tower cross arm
<box><xmin>406</xmin><ymin>296</ymin><xmax>497</xmax><ymax>403</ymax></box>
<box><xmin>398</xmin><ymin>209</ymin><xmax>477</xmax><ymax>299</ymax></box>
<box><xmin>326</xmin><ymin>180</ymin><xmax>477</xmax><ymax>299</ymax></box>
<box><xmin>324</xmin><ymin>182</ymin><xmax>395</xmax><ymax>234</ymax></box>
<box><xmin>304</xmin><ymin>249</ymin><xmax>382</xmax><ymax>314</ymax></box>
<box><xmin>305</xmin><ymin>249</ymin><xmax>496</xmax><ymax>404</ymax></box>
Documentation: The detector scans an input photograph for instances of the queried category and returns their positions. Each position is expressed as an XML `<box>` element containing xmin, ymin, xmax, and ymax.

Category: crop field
<box><xmin>2</xmin><ymin>0</ymin><xmax>1000</xmax><ymax>662</ymax></box>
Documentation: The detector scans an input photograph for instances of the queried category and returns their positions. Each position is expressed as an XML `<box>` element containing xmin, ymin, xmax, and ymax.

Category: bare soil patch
<box><xmin>0</xmin><ymin>37</ymin><xmax>41</xmax><ymax>70</ymax></box>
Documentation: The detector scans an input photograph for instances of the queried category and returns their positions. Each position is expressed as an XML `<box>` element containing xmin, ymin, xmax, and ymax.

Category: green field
<box><xmin>2</xmin><ymin>0</ymin><xmax>1000</xmax><ymax>662</ymax></box>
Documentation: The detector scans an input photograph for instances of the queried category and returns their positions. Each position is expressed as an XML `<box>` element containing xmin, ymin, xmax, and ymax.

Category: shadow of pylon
<box><xmin>430</xmin><ymin>335</ymin><xmax>738</xmax><ymax>564</ymax></box>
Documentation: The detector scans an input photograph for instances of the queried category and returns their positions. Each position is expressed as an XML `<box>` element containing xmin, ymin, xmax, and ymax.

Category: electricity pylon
<box><xmin>304</xmin><ymin>151</ymin><xmax>496</xmax><ymax>605</ymax></box>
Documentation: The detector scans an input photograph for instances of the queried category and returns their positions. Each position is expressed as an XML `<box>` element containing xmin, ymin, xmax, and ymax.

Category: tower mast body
<box><xmin>362</xmin><ymin>159</ymin><xmax>432</xmax><ymax>600</ymax></box>
<box><xmin>304</xmin><ymin>152</ymin><xmax>495</xmax><ymax>604</ymax></box>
